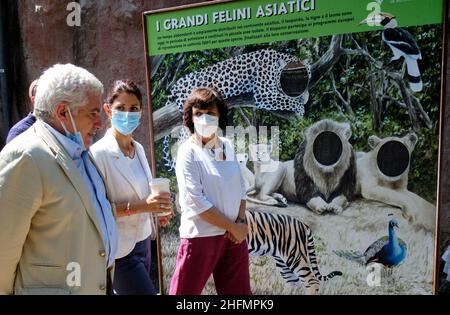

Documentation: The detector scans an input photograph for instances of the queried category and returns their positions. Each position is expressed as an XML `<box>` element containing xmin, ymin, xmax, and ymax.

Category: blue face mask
<box><xmin>61</xmin><ymin>109</ymin><xmax>85</xmax><ymax>151</ymax></box>
<box><xmin>111</xmin><ymin>110</ymin><xmax>141</xmax><ymax>136</ymax></box>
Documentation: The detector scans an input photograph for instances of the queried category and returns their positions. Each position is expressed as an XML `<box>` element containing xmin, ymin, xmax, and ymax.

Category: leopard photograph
<box><xmin>165</xmin><ymin>49</ymin><xmax>310</xmax><ymax>115</ymax></box>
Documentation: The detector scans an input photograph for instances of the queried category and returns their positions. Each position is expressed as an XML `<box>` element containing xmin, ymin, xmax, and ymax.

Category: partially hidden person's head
<box><xmin>28</xmin><ymin>79</ymin><xmax>39</xmax><ymax>106</ymax></box>
<box><xmin>103</xmin><ymin>79</ymin><xmax>143</xmax><ymax>137</ymax></box>
<box><xmin>34</xmin><ymin>63</ymin><xmax>104</xmax><ymax>150</ymax></box>
<box><xmin>183</xmin><ymin>87</ymin><xmax>228</xmax><ymax>138</ymax></box>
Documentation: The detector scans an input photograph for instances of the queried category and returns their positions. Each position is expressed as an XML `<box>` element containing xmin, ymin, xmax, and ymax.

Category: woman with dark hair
<box><xmin>169</xmin><ymin>87</ymin><xmax>252</xmax><ymax>295</ymax></box>
<box><xmin>90</xmin><ymin>80</ymin><xmax>173</xmax><ymax>295</ymax></box>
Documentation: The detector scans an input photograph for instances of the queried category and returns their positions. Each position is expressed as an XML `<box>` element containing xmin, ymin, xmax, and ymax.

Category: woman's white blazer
<box><xmin>90</xmin><ymin>129</ymin><xmax>156</xmax><ymax>259</ymax></box>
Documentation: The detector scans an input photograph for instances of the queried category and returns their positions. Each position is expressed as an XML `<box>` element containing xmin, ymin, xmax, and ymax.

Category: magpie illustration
<box><xmin>361</xmin><ymin>12</ymin><xmax>423</xmax><ymax>92</ymax></box>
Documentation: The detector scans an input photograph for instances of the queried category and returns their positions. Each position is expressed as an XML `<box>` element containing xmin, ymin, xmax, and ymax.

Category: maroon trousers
<box><xmin>169</xmin><ymin>235</ymin><xmax>252</xmax><ymax>295</ymax></box>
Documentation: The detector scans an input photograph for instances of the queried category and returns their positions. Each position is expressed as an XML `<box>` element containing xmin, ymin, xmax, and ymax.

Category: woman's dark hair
<box><xmin>106</xmin><ymin>79</ymin><xmax>143</xmax><ymax>107</ymax></box>
<box><xmin>183</xmin><ymin>87</ymin><xmax>228</xmax><ymax>134</ymax></box>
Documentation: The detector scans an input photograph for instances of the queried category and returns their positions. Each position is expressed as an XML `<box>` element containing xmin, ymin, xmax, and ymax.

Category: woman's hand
<box><xmin>227</xmin><ymin>222</ymin><xmax>248</xmax><ymax>244</ymax></box>
<box><xmin>146</xmin><ymin>192</ymin><xmax>172</xmax><ymax>213</ymax></box>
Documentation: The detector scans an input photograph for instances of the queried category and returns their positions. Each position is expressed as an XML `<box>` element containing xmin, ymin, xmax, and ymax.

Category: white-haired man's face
<box><xmin>57</xmin><ymin>91</ymin><xmax>103</xmax><ymax>149</ymax></box>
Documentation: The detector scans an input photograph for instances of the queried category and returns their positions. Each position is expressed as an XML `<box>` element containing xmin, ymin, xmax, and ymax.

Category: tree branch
<box><xmin>342</xmin><ymin>35</ymin><xmax>383</xmax><ymax>69</ymax></box>
<box><xmin>166</xmin><ymin>55</ymin><xmax>186</xmax><ymax>91</ymax></box>
<box><xmin>411</xmin><ymin>94</ymin><xmax>432</xmax><ymax>128</ymax></box>
<box><xmin>330</xmin><ymin>72</ymin><xmax>354</xmax><ymax>117</ymax></box>
<box><xmin>388</xmin><ymin>72</ymin><xmax>421</xmax><ymax>131</ymax></box>
<box><xmin>308</xmin><ymin>91</ymin><xmax>334</xmax><ymax>109</ymax></box>
<box><xmin>382</xmin><ymin>95</ymin><xmax>407</xmax><ymax>109</ymax></box>
<box><xmin>151</xmin><ymin>55</ymin><xmax>166</xmax><ymax>79</ymax></box>
<box><xmin>369</xmin><ymin>73</ymin><xmax>382</xmax><ymax>130</ymax></box>
<box><xmin>309</xmin><ymin>35</ymin><xmax>344</xmax><ymax>89</ymax></box>
<box><xmin>237</xmin><ymin>107</ymin><xmax>252</xmax><ymax>127</ymax></box>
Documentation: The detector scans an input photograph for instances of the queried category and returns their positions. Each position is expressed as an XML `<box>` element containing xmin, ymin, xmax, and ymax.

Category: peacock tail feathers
<box><xmin>332</xmin><ymin>249</ymin><xmax>366</xmax><ymax>264</ymax></box>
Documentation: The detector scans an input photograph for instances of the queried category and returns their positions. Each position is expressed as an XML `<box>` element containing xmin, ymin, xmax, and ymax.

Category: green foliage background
<box><xmin>152</xmin><ymin>25</ymin><xmax>442</xmax><ymax>205</ymax></box>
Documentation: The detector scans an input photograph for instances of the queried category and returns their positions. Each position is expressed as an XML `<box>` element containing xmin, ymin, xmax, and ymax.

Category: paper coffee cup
<box><xmin>149</xmin><ymin>178</ymin><xmax>170</xmax><ymax>193</ymax></box>
<box><xmin>149</xmin><ymin>178</ymin><xmax>172</xmax><ymax>216</ymax></box>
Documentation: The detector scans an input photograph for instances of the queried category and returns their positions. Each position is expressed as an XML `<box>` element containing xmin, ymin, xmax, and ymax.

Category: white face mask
<box><xmin>193</xmin><ymin>114</ymin><xmax>219</xmax><ymax>137</ymax></box>
<box><xmin>60</xmin><ymin>108</ymin><xmax>85</xmax><ymax>151</ymax></box>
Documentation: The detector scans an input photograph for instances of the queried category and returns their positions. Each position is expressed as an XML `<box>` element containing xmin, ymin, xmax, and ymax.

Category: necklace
<box><xmin>207</xmin><ymin>142</ymin><xmax>226</xmax><ymax>161</ymax></box>
<box><xmin>120</xmin><ymin>143</ymin><xmax>134</xmax><ymax>158</ymax></box>
<box><xmin>113</xmin><ymin>130</ymin><xmax>135</xmax><ymax>158</ymax></box>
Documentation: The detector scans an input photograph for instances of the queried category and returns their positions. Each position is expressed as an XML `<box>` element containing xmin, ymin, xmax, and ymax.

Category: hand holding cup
<box><xmin>147</xmin><ymin>178</ymin><xmax>173</xmax><ymax>216</ymax></box>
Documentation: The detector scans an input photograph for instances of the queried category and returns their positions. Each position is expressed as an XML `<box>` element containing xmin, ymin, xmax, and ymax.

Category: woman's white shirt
<box><xmin>90</xmin><ymin>129</ymin><xmax>155</xmax><ymax>259</ymax></box>
<box><xmin>176</xmin><ymin>137</ymin><xmax>246</xmax><ymax>238</ymax></box>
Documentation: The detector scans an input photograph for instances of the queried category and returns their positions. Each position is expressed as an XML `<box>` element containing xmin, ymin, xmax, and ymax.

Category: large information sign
<box><xmin>144</xmin><ymin>0</ymin><xmax>446</xmax><ymax>294</ymax></box>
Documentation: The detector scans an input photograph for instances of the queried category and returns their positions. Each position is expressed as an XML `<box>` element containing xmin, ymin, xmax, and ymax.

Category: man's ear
<box><xmin>103</xmin><ymin>103</ymin><xmax>112</xmax><ymax>118</ymax></box>
<box><xmin>54</xmin><ymin>103</ymin><xmax>69</xmax><ymax>123</ymax></box>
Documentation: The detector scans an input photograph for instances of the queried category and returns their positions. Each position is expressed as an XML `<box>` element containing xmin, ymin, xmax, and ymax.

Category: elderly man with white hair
<box><xmin>0</xmin><ymin>64</ymin><xmax>118</xmax><ymax>295</ymax></box>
